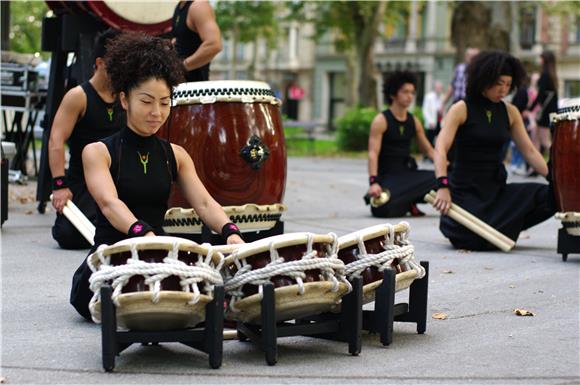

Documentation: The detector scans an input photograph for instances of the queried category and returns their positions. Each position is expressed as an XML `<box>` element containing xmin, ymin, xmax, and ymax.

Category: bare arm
<box><xmin>48</xmin><ymin>86</ymin><xmax>86</xmax><ymax>212</ymax></box>
<box><xmin>414</xmin><ymin>116</ymin><xmax>435</xmax><ymax>160</ymax></box>
<box><xmin>433</xmin><ymin>101</ymin><xmax>467</xmax><ymax>214</ymax></box>
<box><xmin>183</xmin><ymin>1</ymin><xmax>222</xmax><ymax>71</ymax></box>
<box><xmin>173</xmin><ymin>144</ymin><xmax>243</xmax><ymax>244</ymax></box>
<box><xmin>82</xmin><ymin>142</ymin><xmax>152</xmax><ymax>236</ymax></box>
<box><xmin>506</xmin><ymin>103</ymin><xmax>548</xmax><ymax>176</ymax></box>
<box><xmin>367</xmin><ymin>113</ymin><xmax>387</xmax><ymax>197</ymax></box>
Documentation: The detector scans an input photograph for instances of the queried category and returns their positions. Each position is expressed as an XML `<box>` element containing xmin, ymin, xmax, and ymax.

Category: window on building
<box><xmin>569</xmin><ymin>15</ymin><xmax>580</xmax><ymax>44</ymax></box>
<box><xmin>564</xmin><ymin>80</ymin><xmax>580</xmax><ymax>98</ymax></box>
<box><xmin>519</xmin><ymin>5</ymin><xmax>537</xmax><ymax>50</ymax></box>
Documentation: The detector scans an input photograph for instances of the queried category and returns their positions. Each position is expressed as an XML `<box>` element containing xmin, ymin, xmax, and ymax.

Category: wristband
<box><xmin>128</xmin><ymin>220</ymin><xmax>154</xmax><ymax>237</ymax></box>
<box><xmin>221</xmin><ymin>222</ymin><xmax>242</xmax><ymax>241</ymax></box>
<box><xmin>52</xmin><ymin>176</ymin><xmax>69</xmax><ymax>190</ymax></box>
<box><xmin>437</xmin><ymin>176</ymin><xmax>450</xmax><ymax>189</ymax></box>
<box><xmin>369</xmin><ymin>176</ymin><xmax>378</xmax><ymax>186</ymax></box>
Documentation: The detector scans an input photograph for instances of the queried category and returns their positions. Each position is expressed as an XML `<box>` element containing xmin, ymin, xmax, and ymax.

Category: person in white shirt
<box><xmin>422</xmin><ymin>80</ymin><xmax>443</xmax><ymax>146</ymax></box>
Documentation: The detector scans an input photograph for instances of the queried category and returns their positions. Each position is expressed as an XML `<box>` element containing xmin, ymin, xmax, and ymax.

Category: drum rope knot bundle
<box><xmin>87</xmin><ymin>241</ymin><xmax>224</xmax><ymax>323</ymax></box>
<box><xmin>344</xmin><ymin>222</ymin><xmax>425</xmax><ymax>280</ymax></box>
<box><xmin>225</xmin><ymin>233</ymin><xmax>352</xmax><ymax>313</ymax></box>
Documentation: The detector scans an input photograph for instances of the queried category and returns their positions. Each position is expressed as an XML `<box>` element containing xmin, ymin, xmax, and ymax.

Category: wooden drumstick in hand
<box><xmin>424</xmin><ymin>191</ymin><xmax>515</xmax><ymax>252</ymax></box>
<box><xmin>50</xmin><ymin>195</ymin><xmax>95</xmax><ymax>245</ymax></box>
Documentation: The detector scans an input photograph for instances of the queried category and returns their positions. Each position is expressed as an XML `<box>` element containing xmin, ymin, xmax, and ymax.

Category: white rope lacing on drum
<box><xmin>344</xmin><ymin>222</ymin><xmax>425</xmax><ymax>282</ymax></box>
<box><xmin>87</xmin><ymin>240</ymin><xmax>223</xmax><ymax>323</ymax></box>
<box><xmin>225</xmin><ymin>233</ymin><xmax>352</xmax><ymax>313</ymax></box>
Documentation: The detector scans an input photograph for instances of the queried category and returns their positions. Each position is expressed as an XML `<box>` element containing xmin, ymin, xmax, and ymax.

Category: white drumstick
<box><xmin>424</xmin><ymin>193</ymin><xmax>514</xmax><ymax>252</ymax></box>
<box><xmin>65</xmin><ymin>199</ymin><xmax>96</xmax><ymax>236</ymax></box>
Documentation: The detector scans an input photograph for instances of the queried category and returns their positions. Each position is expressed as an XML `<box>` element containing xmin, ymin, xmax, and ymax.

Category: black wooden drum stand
<box><xmin>363</xmin><ymin>261</ymin><xmax>429</xmax><ymax>346</ymax></box>
<box><xmin>99</xmin><ymin>284</ymin><xmax>225</xmax><ymax>372</ymax></box>
<box><xmin>236</xmin><ymin>277</ymin><xmax>363</xmax><ymax>366</ymax></box>
<box><xmin>557</xmin><ymin>228</ymin><xmax>580</xmax><ymax>262</ymax></box>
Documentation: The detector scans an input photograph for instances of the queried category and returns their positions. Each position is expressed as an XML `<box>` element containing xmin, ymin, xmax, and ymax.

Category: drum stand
<box><xmin>99</xmin><ymin>284</ymin><xmax>225</xmax><ymax>372</ymax></box>
<box><xmin>557</xmin><ymin>228</ymin><xmax>580</xmax><ymax>262</ymax></box>
<box><xmin>363</xmin><ymin>261</ymin><xmax>429</xmax><ymax>346</ymax></box>
<box><xmin>236</xmin><ymin>277</ymin><xmax>363</xmax><ymax>366</ymax></box>
<box><xmin>178</xmin><ymin>219</ymin><xmax>285</xmax><ymax>244</ymax></box>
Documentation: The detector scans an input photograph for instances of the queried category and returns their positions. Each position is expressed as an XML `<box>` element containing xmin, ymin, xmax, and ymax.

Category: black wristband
<box><xmin>128</xmin><ymin>220</ymin><xmax>154</xmax><ymax>237</ymax></box>
<box><xmin>52</xmin><ymin>176</ymin><xmax>69</xmax><ymax>190</ymax></box>
<box><xmin>221</xmin><ymin>222</ymin><xmax>242</xmax><ymax>241</ymax></box>
<box><xmin>437</xmin><ymin>176</ymin><xmax>450</xmax><ymax>189</ymax></box>
<box><xmin>369</xmin><ymin>176</ymin><xmax>378</xmax><ymax>186</ymax></box>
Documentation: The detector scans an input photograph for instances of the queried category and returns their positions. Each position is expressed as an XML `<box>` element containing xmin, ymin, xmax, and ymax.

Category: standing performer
<box><xmin>172</xmin><ymin>0</ymin><xmax>222</xmax><ymax>82</ymax></box>
<box><xmin>49</xmin><ymin>29</ymin><xmax>124</xmax><ymax>249</ymax></box>
<box><xmin>70</xmin><ymin>32</ymin><xmax>243</xmax><ymax>321</ymax></box>
<box><xmin>529</xmin><ymin>51</ymin><xmax>559</xmax><ymax>153</ymax></box>
<box><xmin>432</xmin><ymin>51</ymin><xmax>556</xmax><ymax>250</ymax></box>
<box><xmin>367</xmin><ymin>71</ymin><xmax>437</xmax><ymax>218</ymax></box>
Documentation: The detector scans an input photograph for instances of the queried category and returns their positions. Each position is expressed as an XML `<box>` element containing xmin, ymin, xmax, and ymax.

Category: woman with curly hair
<box><xmin>367</xmin><ymin>71</ymin><xmax>437</xmax><ymax>217</ymax></box>
<box><xmin>431</xmin><ymin>50</ymin><xmax>555</xmax><ymax>251</ymax></box>
<box><xmin>70</xmin><ymin>32</ymin><xmax>243</xmax><ymax>321</ymax></box>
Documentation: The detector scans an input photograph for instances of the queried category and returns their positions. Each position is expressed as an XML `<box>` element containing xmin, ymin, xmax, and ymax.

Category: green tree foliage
<box><xmin>335</xmin><ymin>106</ymin><xmax>378</xmax><ymax>151</ymax></box>
<box><xmin>8</xmin><ymin>1</ymin><xmax>49</xmax><ymax>58</ymax></box>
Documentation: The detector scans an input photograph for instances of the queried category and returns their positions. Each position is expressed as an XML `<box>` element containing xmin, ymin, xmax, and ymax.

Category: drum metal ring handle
<box><xmin>240</xmin><ymin>135</ymin><xmax>270</xmax><ymax>170</ymax></box>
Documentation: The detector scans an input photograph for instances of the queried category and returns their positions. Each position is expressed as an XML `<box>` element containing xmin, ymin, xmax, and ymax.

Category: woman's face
<box><xmin>120</xmin><ymin>78</ymin><xmax>171</xmax><ymax>136</ymax></box>
<box><xmin>483</xmin><ymin>75</ymin><xmax>512</xmax><ymax>103</ymax></box>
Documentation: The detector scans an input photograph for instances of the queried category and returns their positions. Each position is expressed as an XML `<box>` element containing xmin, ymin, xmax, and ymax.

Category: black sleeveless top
<box><xmin>377</xmin><ymin>109</ymin><xmax>417</xmax><ymax>175</ymax></box>
<box><xmin>67</xmin><ymin>81</ymin><xmax>124</xmax><ymax>184</ymax></box>
<box><xmin>453</xmin><ymin>96</ymin><xmax>510</xmax><ymax>172</ymax></box>
<box><xmin>172</xmin><ymin>1</ymin><xmax>210</xmax><ymax>82</ymax></box>
<box><xmin>94</xmin><ymin>127</ymin><xmax>178</xmax><ymax>246</ymax></box>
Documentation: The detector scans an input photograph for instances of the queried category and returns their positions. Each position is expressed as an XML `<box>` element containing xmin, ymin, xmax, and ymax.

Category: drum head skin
<box><xmin>92</xmin><ymin>291</ymin><xmax>211</xmax><ymax>331</ymax></box>
<box><xmin>227</xmin><ymin>281</ymin><xmax>351</xmax><ymax>324</ymax></box>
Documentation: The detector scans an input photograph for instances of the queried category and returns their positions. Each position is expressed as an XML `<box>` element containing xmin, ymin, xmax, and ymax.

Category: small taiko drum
<box><xmin>222</xmin><ymin>233</ymin><xmax>351</xmax><ymax>323</ymax></box>
<box><xmin>87</xmin><ymin>236</ymin><xmax>224</xmax><ymax>331</ymax></box>
<box><xmin>551</xmin><ymin>99</ymin><xmax>580</xmax><ymax>236</ymax></box>
<box><xmin>337</xmin><ymin>222</ymin><xmax>424</xmax><ymax>304</ymax></box>
<box><xmin>46</xmin><ymin>1</ymin><xmax>176</xmax><ymax>35</ymax></box>
<box><xmin>158</xmin><ymin>81</ymin><xmax>287</xmax><ymax>207</ymax></box>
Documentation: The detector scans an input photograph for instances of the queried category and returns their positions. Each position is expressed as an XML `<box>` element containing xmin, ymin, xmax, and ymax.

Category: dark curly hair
<box><xmin>383</xmin><ymin>71</ymin><xmax>417</xmax><ymax>104</ymax></box>
<box><xmin>465</xmin><ymin>50</ymin><xmax>526</xmax><ymax>101</ymax></box>
<box><xmin>104</xmin><ymin>32</ymin><xmax>185</xmax><ymax>96</ymax></box>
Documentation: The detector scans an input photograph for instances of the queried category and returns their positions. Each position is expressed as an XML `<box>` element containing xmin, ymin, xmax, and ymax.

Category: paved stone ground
<box><xmin>1</xmin><ymin>158</ymin><xmax>579</xmax><ymax>385</ymax></box>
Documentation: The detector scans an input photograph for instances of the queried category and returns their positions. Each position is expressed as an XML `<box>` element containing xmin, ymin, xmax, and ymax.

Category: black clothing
<box><xmin>530</xmin><ymin>72</ymin><xmax>558</xmax><ymax>128</ymax></box>
<box><xmin>70</xmin><ymin>127</ymin><xmax>178</xmax><ymax>320</ymax></box>
<box><xmin>440</xmin><ymin>96</ymin><xmax>556</xmax><ymax>250</ymax></box>
<box><xmin>172</xmin><ymin>1</ymin><xmax>210</xmax><ymax>82</ymax></box>
<box><xmin>371</xmin><ymin>109</ymin><xmax>437</xmax><ymax>218</ymax></box>
<box><xmin>52</xmin><ymin>81</ymin><xmax>124</xmax><ymax>249</ymax></box>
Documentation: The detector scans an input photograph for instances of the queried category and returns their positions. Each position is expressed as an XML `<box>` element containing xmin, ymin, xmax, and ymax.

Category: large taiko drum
<box><xmin>46</xmin><ymin>1</ymin><xmax>176</xmax><ymax>35</ymax></box>
<box><xmin>551</xmin><ymin>99</ymin><xmax>580</xmax><ymax>236</ymax></box>
<box><xmin>222</xmin><ymin>233</ymin><xmax>351</xmax><ymax>323</ymax></box>
<box><xmin>87</xmin><ymin>236</ymin><xmax>224</xmax><ymax>331</ymax></box>
<box><xmin>158</xmin><ymin>81</ymin><xmax>287</xmax><ymax>208</ymax></box>
<box><xmin>337</xmin><ymin>223</ymin><xmax>424</xmax><ymax>304</ymax></box>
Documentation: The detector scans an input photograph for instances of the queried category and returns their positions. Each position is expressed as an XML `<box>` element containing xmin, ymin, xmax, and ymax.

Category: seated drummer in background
<box><xmin>431</xmin><ymin>51</ymin><xmax>555</xmax><ymax>250</ymax></box>
<box><xmin>70</xmin><ymin>32</ymin><xmax>243</xmax><ymax>321</ymax></box>
<box><xmin>49</xmin><ymin>29</ymin><xmax>124</xmax><ymax>250</ymax></box>
<box><xmin>366</xmin><ymin>71</ymin><xmax>437</xmax><ymax>218</ymax></box>
<box><xmin>172</xmin><ymin>0</ymin><xmax>222</xmax><ymax>82</ymax></box>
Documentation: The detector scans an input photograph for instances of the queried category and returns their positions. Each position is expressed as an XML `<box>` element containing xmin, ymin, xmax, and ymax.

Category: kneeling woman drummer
<box><xmin>70</xmin><ymin>32</ymin><xmax>243</xmax><ymax>321</ymax></box>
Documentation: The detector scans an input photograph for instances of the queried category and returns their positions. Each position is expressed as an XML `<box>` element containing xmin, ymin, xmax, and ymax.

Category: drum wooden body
<box><xmin>88</xmin><ymin>236</ymin><xmax>223</xmax><ymax>331</ymax></box>
<box><xmin>337</xmin><ymin>223</ymin><xmax>424</xmax><ymax>304</ymax></box>
<box><xmin>222</xmin><ymin>233</ymin><xmax>350</xmax><ymax>323</ymax></box>
<box><xmin>551</xmin><ymin>102</ymin><xmax>580</xmax><ymax>213</ymax></box>
<box><xmin>158</xmin><ymin>81</ymin><xmax>287</xmax><ymax>207</ymax></box>
<box><xmin>46</xmin><ymin>1</ymin><xmax>176</xmax><ymax>35</ymax></box>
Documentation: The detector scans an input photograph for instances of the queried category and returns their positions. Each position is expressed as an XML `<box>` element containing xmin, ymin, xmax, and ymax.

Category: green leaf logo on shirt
<box><xmin>399</xmin><ymin>125</ymin><xmax>405</xmax><ymax>136</ymax></box>
<box><xmin>107</xmin><ymin>107</ymin><xmax>114</xmax><ymax>122</ymax></box>
<box><xmin>486</xmin><ymin>110</ymin><xmax>492</xmax><ymax>124</ymax></box>
<box><xmin>138</xmin><ymin>151</ymin><xmax>150</xmax><ymax>174</ymax></box>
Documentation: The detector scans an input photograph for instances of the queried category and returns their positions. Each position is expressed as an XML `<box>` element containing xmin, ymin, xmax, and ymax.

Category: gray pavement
<box><xmin>1</xmin><ymin>157</ymin><xmax>579</xmax><ymax>385</ymax></box>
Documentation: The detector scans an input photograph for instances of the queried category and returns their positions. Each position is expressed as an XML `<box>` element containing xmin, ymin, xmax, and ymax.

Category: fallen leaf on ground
<box><xmin>484</xmin><ymin>266</ymin><xmax>493</xmax><ymax>271</ymax></box>
<box><xmin>432</xmin><ymin>312</ymin><xmax>448</xmax><ymax>320</ymax></box>
<box><xmin>509</xmin><ymin>284</ymin><xmax>516</xmax><ymax>289</ymax></box>
<box><xmin>25</xmin><ymin>210</ymin><xmax>33</xmax><ymax>215</ymax></box>
<box><xmin>519</xmin><ymin>231</ymin><xmax>530</xmax><ymax>239</ymax></box>
<box><xmin>441</xmin><ymin>269</ymin><xmax>454</xmax><ymax>274</ymax></box>
<box><xmin>514</xmin><ymin>308</ymin><xmax>534</xmax><ymax>316</ymax></box>
<box><xmin>457</xmin><ymin>249</ymin><xmax>471</xmax><ymax>253</ymax></box>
